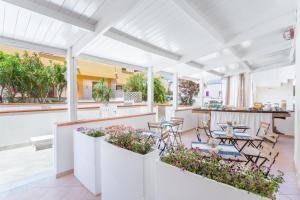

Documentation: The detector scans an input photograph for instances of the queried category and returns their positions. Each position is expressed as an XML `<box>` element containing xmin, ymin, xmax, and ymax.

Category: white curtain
<box><xmin>229</xmin><ymin>75</ymin><xmax>239</xmax><ymax>107</ymax></box>
<box><xmin>223</xmin><ymin>73</ymin><xmax>254</xmax><ymax>108</ymax></box>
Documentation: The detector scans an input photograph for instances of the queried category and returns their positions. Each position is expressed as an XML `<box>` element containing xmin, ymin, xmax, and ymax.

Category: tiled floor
<box><xmin>0</xmin><ymin>130</ymin><xmax>299</xmax><ymax>200</ymax></box>
<box><xmin>0</xmin><ymin>146</ymin><xmax>53</xmax><ymax>186</ymax></box>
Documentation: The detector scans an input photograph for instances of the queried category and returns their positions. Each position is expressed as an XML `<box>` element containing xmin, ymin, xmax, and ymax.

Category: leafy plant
<box><xmin>124</xmin><ymin>73</ymin><xmax>147</xmax><ymax>101</ymax></box>
<box><xmin>0</xmin><ymin>51</ymin><xmax>67</xmax><ymax>103</ymax></box>
<box><xmin>161</xmin><ymin>147</ymin><xmax>283</xmax><ymax>200</ymax></box>
<box><xmin>92</xmin><ymin>79</ymin><xmax>112</xmax><ymax>104</ymax></box>
<box><xmin>77</xmin><ymin>127</ymin><xmax>105</xmax><ymax>137</ymax></box>
<box><xmin>51</xmin><ymin>61</ymin><xmax>67</xmax><ymax>101</ymax></box>
<box><xmin>179</xmin><ymin>79</ymin><xmax>199</xmax><ymax>105</ymax></box>
<box><xmin>124</xmin><ymin>73</ymin><xmax>167</xmax><ymax>103</ymax></box>
<box><xmin>105</xmin><ymin>125</ymin><xmax>154</xmax><ymax>155</ymax></box>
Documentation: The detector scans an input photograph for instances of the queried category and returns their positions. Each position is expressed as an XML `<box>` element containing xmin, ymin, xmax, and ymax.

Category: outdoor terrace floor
<box><xmin>0</xmin><ymin>130</ymin><xmax>299</xmax><ymax>200</ymax></box>
<box><xmin>0</xmin><ymin>146</ymin><xmax>53</xmax><ymax>191</ymax></box>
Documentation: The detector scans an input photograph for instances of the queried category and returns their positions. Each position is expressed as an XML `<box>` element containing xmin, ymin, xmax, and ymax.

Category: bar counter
<box><xmin>192</xmin><ymin>108</ymin><xmax>291</xmax><ymax>135</ymax></box>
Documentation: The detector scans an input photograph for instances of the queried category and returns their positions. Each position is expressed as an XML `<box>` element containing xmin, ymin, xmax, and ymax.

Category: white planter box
<box><xmin>101</xmin><ymin>140</ymin><xmax>159</xmax><ymax>200</ymax></box>
<box><xmin>156</xmin><ymin>161</ymin><xmax>271</xmax><ymax>200</ymax></box>
<box><xmin>73</xmin><ymin>131</ymin><xmax>105</xmax><ymax>195</ymax></box>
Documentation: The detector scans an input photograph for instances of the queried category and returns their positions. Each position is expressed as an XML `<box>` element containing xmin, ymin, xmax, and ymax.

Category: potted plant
<box><xmin>73</xmin><ymin>127</ymin><xmax>105</xmax><ymax>195</ymax></box>
<box><xmin>101</xmin><ymin>125</ymin><xmax>158</xmax><ymax>200</ymax></box>
<box><xmin>157</xmin><ymin>147</ymin><xmax>283</xmax><ymax>200</ymax></box>
<box><xmin>92</xmin><ymin>79</ymin><xmax>116</xmax><ymax>117</ymax></box>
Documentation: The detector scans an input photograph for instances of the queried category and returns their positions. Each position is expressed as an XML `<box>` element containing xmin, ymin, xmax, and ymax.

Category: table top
<box><xmin>191</xmin><ymin>142</ymin><xmax>241</xmax><ymax>156</ymax></box>
<box><xmin>217</xmin><ymin>123</ymin><xmax>250</xmax><ymax>129</ymax></box>
<box><xmin>136</xmin><ymin>130</ymin><xmax>160</xmax><ymax>138</ymax></box>
<box><xmin>212</xmin><ymin>130</ymin><xmax>261</xmax><ymax>141</ymax></box>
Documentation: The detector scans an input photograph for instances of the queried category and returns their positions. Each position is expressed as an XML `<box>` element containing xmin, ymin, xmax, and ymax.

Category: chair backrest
<box><xmin>148</xmin><ymin>122</ymin><xmax>163</xmax><ymax>131</ymax></box>
<box><xmin>256</xmin><ymin>122</ymin><xmax>270</xmax><ymax>136</ymax></box>
<box><xmin>200</xmin><ymin>121</ymin><xmax>212</xmax><ymax>138</ymax></box>
<box><xmin>171</xmin><ymin>117</ymin><xmax>184</xmax><ymax>128</ymax></box>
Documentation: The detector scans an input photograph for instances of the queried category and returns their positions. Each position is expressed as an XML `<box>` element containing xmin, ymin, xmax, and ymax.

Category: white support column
<box><xmin>198</xmin><ymin>79</ymin><xmax>205</xmax><ymax>106</ymax></box>
<box><xmin>295</xmin><ymin>3</ymin><xmax>300</xmax><ymax>184</ymax></box>
<box><xmin>147</xmin><ymin>66</ymin><xmax>154</xmax><ymax>113</ymax></box>
<box><xmin>172</xmin><ymin>72</ymin><xmax>178</xmax><ymax>111</ymax></box>
<box><xmin>66</xmin><ymin>47</ymin><xmax>77</xmax><ymax>121</ymax></box>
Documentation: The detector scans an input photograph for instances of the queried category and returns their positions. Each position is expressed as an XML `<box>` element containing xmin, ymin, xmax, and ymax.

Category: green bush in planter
<box><xmin>105</xmin><ymin>125</ymin><xmax>154</xmax><ymax>155</ymax></box>
<box><xmin>161</xmin><ymin>147</ymin><xmax>283</xmax><ymax>200</ymax></box>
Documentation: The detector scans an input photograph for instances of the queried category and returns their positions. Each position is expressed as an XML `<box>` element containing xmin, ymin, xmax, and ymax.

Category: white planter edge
<box><xmin>73</xmin><ymin>130</ymin><xmax>105</xmax><ymax>196</ymax></box>
<box><xmin>101</xmin><ymin>140</ymin><xmax>159</xmax><ymax>200</ymax></box>
<box><xmin>156</xmin><ymin>160</ymin><xmax>272</xmax><ymax>200</ymax></box>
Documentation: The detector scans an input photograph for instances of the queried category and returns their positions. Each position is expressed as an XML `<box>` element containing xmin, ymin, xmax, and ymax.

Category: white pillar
<box><xmin>172</xmin><ymin>72</ymin><xmax>178</xmax><ymax>111</ymax></box>
<box><xmin>66</xmin><ymin>47</ymin><xmax>77</xmax><ymax>121</ymax></box>
<box><xmin>295</xmin><ymin>4</ymin><xmax>300</xmax><ymax>181</ymax></box>
<box><xmin>147</xmin><ymin>66</ymin><xmax>154</xmax><ymax>113</ymax></box>
<box><xmin>199</xmin><ymin>79</ymin><xmax>205</xmax><ymax>106</ymax></box>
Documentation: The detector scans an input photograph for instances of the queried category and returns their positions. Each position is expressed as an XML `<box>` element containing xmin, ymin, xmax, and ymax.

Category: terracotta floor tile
<box><xmin>0</xmin><ymin>130</ymin><xmax>299</xmax><ymax>199</ymax></box>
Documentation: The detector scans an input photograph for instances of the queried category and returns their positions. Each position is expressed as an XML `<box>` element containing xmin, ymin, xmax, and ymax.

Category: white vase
<box><xmin>101</xmin><ymin>140</ymin><xmax>159</xmax><ymax>200</ymax></box>
<box><xmin>73</xmin><ymin>130</ymin><xmax>105</xmax><ymax>195</ymax></box>
<box><xmin>156</xmin><ymin>161</ymin><xmax>271</xmax><ymax>200</ymax></box>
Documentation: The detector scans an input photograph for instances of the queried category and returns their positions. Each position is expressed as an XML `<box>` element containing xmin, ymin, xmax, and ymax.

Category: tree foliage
<box><xmin>92</xmin><ymin>79</ymin><xmax>112</xmax><ymax>103</ymax></box>
<box><xmin>0</xmin><ymin>51</ymin><xmax>67</xmax><ymax>103</ymax></box>
<box><xmin>124</xmin><ymin>73</ymin><xmax>167</xmax><ymax>103</ymax></box>
<box><xmin>179</xmin><ymin>79</ymin><xmax>199</xmax><ymax>105</ymax></box>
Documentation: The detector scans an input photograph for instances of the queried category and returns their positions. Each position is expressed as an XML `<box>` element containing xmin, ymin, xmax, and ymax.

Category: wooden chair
<box><xmin>243</xmin><ymin>140</ymin><xmax>279</xmax><ymax>170</ymax></box>
<box><xmin>201</xmin><ymin>121</ymin><xmax>213</xmax><ymax>139</ymax></box>
<box><xmin>195</xmin><ymin>121</ymin><xmax>210</xmax><ymax>141</ymax></box>
<box><xmin>256</xmin><ymin>122</ymin><xmax>270</xmax><ymax>136</ymax></box>
<box><xmin>148</xmin><ymin>122</ymin><xmax>168</xmax><ymax>155</ymax></box>
<box><xmin>250</xmin><ymin>122</ymin><xmax>271</xmax><ymax>148</ymax></box>
<box><xmin>170</xmin><ymin>117</ymin><xmax>184</xmax><ymax>144</ymax></box>
<box><xmin>263</xmin><ymin>132</ymin><xmax>280</xmax><ymax>148</ymax></box>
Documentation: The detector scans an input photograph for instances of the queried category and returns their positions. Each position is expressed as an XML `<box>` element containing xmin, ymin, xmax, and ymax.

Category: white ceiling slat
<box><xmin>81</xmin><ymin>0</ymin><xmax>105</xmax><ymax>22</ymax></box>
<box><xmin>2</xmin><ymin>0</ymin><xmax>96</xmax><ymax>32</ymax></box>
<box><xmin>43</xmin><ymin>21</ymin><xmax>64</xmax><ymax>46</ymax></box>
<box><xmin>2</xmin><ymin>2</ymin><xmax>19</xmax><ymax>38</ymax></box>
<box><xmin>13</xmin><ymin>9</ymin><xmax>31</xmax><ymax>39</ymax></box>
<box><xmin>0</xmin><ymin>1</ymin><xmax>5</xmax><ymax>35</ymax></box>
<box><xmin>171</xmin><ymin>0</ymin><xmax>251</xmax><ymax>73</ymax></box>
<box><xmin>114</xmin><ymin>0</ymin><xmax>216</xmax><ymax>57</ymax></box>
<box><xmin>33</xmin><ymin>17</ymin><xmax>53</xmax><ymax>43</ymax></box>
<box><xmin>73</xmin><ymin>0</ymin><xmax>93</xmax><ymax>17</ymax></box>
<box><xmin>72</xmin><ymin>0</ymin><xmax>140</xmax><ymax>56</ymax></box>
<box><xmin>24</xmin><ymin>13</ymin><xmax>43</xmax><ymax>41</ymax></box>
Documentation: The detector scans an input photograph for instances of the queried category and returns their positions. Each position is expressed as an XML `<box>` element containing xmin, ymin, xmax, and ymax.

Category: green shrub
<box><xmin>76</xmin><ymin>127</ymin><xmax>105</xmax><ymax>137</ymax></box>
<box><xmin>124</xmin><ymin>73</ymin><xmax>167</xmax><ymax>103</ymax></box>
<box><xmin>92</xmin><ymin>79</ymin><xmax>112</xmax><ymax>103</ymax></box>
<box><xmin>105</xmin><ymin>125</ymin><xmax>154</xmax><ymax>155</ymax></box>
<box><xmin>161</xmin><ymin>147</ymin><xmax>283</xmax><ymax>199</ymax></box>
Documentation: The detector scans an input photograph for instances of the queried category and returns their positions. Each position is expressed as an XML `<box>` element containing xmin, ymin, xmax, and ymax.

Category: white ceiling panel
<box><xmin>114</xmin><ymin>0</ymin><xmax>219</xmax><ymax>56</ymax></box>
<box><xmin>187</xmin><ymin>0</ymin><xmax>297</xmax><ymax>39</ymax></box>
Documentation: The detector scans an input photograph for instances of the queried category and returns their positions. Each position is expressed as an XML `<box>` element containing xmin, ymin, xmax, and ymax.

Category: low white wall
<box><xmin>0</xmin><ymin>102</ymin><xmax>101</xmax><ymax>111</ymax></box>
<box><xmin>174</xmin><ymin>109</ymin><xmax>198</xmax><ymax>132</ymax></box>
<box><xmin>0</xmin><ymin>105</ymin><xmax>148</xmax><ymax>148</ymax></box>
<box><xmin>54</xmin><ymin>113</ymin><xmax>156</xmax><ymax>176</ymax></box>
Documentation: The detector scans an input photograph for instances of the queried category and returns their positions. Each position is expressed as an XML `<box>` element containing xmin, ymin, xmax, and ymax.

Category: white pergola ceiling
<box><xmin>0</xmin><ymin>0</ymin><xmax>297</xmax><ymax>80</ymax></box>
